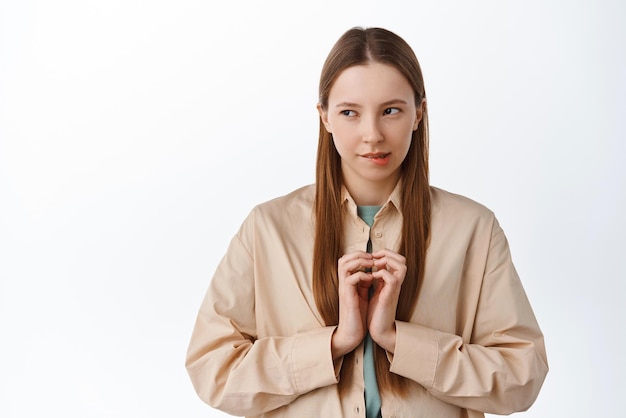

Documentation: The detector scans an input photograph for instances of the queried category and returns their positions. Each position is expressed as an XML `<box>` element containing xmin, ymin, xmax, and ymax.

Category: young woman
<box><xmin>186</xmin><ymin>27</ymin><xmax>548</xmax><ymax>417</ymax></box>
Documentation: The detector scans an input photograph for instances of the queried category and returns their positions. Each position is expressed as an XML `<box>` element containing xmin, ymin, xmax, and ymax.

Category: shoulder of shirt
<box><xmin>247</xmin><ymin>185</ymin><xmax>494</xmax><ymax>218</ymax></box>
<box><xmin>248</xmin><ymin>184</ymin><xmax>315</xmax><ymax>218</ymax></box>
<box><xmin>430</xmin><ymin>185</ymin><xmax>495</xmax><ymax>222</ymax></box>
<box><xmin>244</xmin><ymin>184</ymin><xmax>495</xmax><ymax>224</ymax></box>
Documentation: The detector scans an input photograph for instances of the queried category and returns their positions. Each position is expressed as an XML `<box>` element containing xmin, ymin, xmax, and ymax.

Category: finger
<box><xmin>373</xmin><ymin>256</ymin><xmax>406</xmax><ymax>275</ymax></box>
<box><xmin>371</xmin><ymin>267</ymin><xmax>404</xmax><ymax>287</ymax></box>
<box><xmin>372</xmin><ymin>249</ymin><xmax>406</xmax><ymax>265</ymax></box>
<box><xmin>340</xmin><ymin>250</ymin><xmax>373</xmax><ymax>262</ymax></box>
<box><xmin>344</xmin><ymin>271</ymin><xmax>374</xmax><ymax>287</ymax></box>
<box><xmin>339</xmin><ymin>256</ymin><xmax>374</xmax><ymax>276</ymax></box>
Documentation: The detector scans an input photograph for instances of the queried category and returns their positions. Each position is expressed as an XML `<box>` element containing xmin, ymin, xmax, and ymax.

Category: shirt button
<box><xmin>374</xmin><ymin>231</ymin><xmax>382</xmax><ymax>238</ymax></box>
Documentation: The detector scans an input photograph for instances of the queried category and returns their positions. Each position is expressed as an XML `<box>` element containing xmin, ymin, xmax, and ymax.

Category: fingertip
<box><xmin>373</xmin><ymin>258</ymin><xmax>387</xmax><ymax>267</ymax></box>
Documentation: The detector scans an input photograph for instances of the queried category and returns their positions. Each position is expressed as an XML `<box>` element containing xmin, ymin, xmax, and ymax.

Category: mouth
<box><xmin>361</xmin><ymin>152</ymin><xmax>391</xmax><ymax>159</ymax></box>
<box><xmin>361</xmin><ymin>152</ymin><xmax>391</xmax><ymax>166</ymax></box>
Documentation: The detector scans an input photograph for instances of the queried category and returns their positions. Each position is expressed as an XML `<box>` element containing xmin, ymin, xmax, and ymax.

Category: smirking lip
<box><xmin>362</xmin><ymin>152</ymin><xmax>391</xmax><ymax>165</ymax></box>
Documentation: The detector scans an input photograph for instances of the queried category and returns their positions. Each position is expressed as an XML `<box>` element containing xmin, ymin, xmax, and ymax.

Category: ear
<box><xmin>413</xmin><ymin>98</ymin><xmax>426</xmax><ymax>131</ymax></box>
<box><xmin>317</xmin><ymin>103</ymin><xmax>332</xmax><ymax>133</ymax></box>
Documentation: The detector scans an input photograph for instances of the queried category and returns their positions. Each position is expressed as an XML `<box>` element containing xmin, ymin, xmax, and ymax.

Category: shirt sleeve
<box><xmin>185</xmin><ymin>218</ymin><xmax>339</xmax><ymax>416</ymax></box>
<box><xmin>389</xmin><ymin>218</ymin><xmax>549</xmax><ymax>414</ymax></box>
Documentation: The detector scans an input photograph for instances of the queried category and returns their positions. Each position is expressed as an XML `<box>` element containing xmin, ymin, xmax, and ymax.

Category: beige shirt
<box><xmin>186</xmin><ymin>184</ymin><xmax>548</xmax><ymax>417</ymax></box>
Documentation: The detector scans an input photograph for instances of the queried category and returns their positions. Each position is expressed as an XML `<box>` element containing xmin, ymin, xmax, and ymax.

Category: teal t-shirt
<box><xmin>357</xmin><ymin>206</ymin><xmax>382</xmax><ymax>418</ymax></box>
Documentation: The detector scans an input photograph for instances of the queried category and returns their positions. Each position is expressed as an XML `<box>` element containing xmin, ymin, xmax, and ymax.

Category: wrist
<box><xmin>371</xmin><ymin>324</ymin><xmax>397</xmax><ymax>354</ymax></box>
<box><xmin>331</xmin><ymin>327</ymin><xmax>359</xmax><ymax>360</ymax></box>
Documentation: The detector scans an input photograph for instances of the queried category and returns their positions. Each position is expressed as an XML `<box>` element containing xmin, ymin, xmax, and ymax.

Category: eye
<box><xmin>383</xmin><ymin>108</ymin><xmax>400</xmax><ymax>115</ymax></box>
<box><xmin>340</xmin><ymin>109</ymin><xmax>357</xmax><ymax>117</ymax></box>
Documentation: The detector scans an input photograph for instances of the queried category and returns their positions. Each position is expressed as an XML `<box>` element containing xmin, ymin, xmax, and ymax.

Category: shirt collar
<box><xmin>340</xmin><ymin>180</ymin><xmax>403</xmax><ymax>216</ymax></box>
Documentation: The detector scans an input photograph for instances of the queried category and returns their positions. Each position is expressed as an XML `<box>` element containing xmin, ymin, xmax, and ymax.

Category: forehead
<box><xmin>328</xmin><ymin>63</ymin><xmax>414</xmax><ymax>104</ymax></box>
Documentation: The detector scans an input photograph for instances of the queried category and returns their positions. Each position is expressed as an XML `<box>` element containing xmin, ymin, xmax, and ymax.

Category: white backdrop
<box><xmin>1</xmin><ymin>1</ymin><xmax>625</xmax><ymax>417</ymax></box>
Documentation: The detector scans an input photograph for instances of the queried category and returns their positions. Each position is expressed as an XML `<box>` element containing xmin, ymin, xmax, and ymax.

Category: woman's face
<box><xmin>318</xmin><ymin>62</ymin><xmax>424</xmax><ymax>204</ymax></box>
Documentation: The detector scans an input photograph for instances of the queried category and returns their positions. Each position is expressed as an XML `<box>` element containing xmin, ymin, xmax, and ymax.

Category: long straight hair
<box><xmin>313</xmin><ymin>27</ymin><xmax>431</xmax><ymax>396</ymax></box>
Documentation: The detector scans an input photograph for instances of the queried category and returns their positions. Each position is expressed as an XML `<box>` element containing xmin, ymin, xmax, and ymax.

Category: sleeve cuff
<box><xmin>291</xmin><ymin>326</ymin><xmax>340</xmax><ymax>393</ymax></box>
<box><xmin>389</xmin><ymin>320</ymin><xmax>439</xmax><ymax>389</ymax></box>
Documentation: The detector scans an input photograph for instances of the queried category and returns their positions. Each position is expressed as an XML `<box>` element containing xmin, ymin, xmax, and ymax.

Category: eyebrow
<box><xmin>334</xmin><ymin>99</ymin><xmax>409</xmax><ymax>108</ymax></box>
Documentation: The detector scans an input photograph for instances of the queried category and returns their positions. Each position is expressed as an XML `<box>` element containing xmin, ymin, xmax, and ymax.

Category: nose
<box><xmin>361</xmin><ymin>114</ymin><xmax>383</xmax><ymax>143</ymax></box>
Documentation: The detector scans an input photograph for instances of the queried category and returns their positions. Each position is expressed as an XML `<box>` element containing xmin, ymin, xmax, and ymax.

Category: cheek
<box><xmin>331</xmin><ymin>134</ymin><xmax>349</xmax><ymax>157</ymax></box>
<box><xmin>330</xmin><ymin>125</ymin><xmax>355</xmax><ymax>155</ymax></box>
<box><xmin>393</xmin><ymin>127</ymin><xmax>415</xmax><ymax>158</ymax></box>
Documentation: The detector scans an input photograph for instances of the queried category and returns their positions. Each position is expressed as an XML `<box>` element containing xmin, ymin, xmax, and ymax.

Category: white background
<box><xmin>1</xmin><ymin>0</ymin><xmax>624</xmax><ymax>417</ymax></box>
